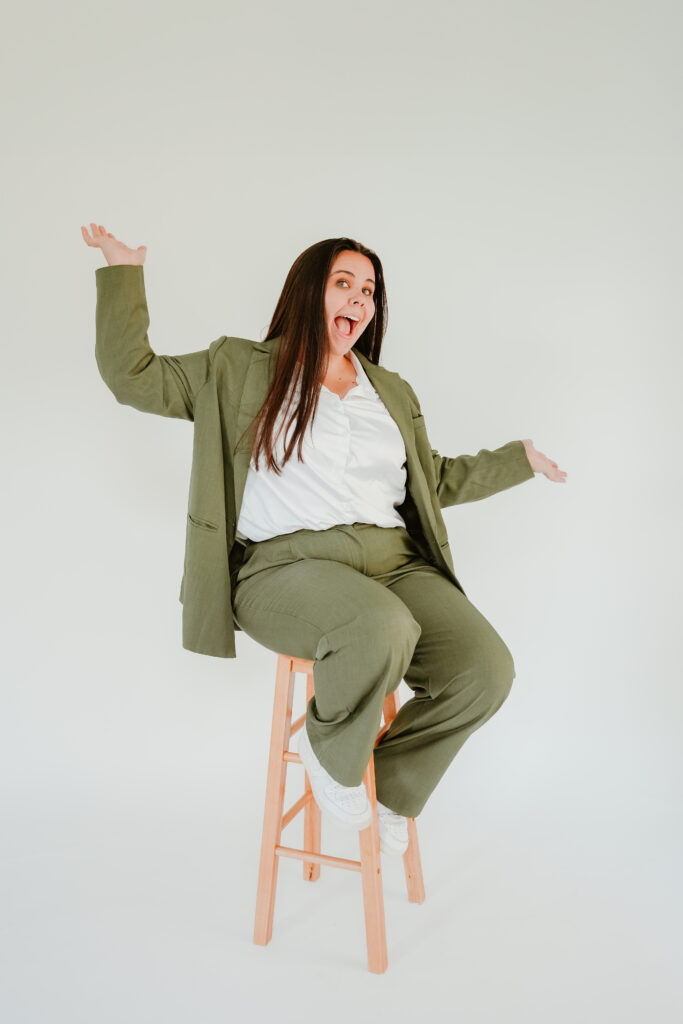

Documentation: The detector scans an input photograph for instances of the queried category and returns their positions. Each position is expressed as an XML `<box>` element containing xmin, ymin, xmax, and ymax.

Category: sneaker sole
<box><xmin>379</xmin><ymin>832</ymin><xmax>410</xmax><ymax>856</ymax></box>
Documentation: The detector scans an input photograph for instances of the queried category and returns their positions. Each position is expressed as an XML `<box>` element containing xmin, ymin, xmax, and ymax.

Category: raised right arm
<box><xmin>95</xmin><ymin>264</ymin><xmax>212</xmax><ymax>421</ymax></box>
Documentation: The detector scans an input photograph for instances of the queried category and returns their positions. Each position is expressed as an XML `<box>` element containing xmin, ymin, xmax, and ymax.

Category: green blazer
<box><xmin>95</xmin><ymin>264</ymin><xmax>535</xmax><ymax>659</ymax></box>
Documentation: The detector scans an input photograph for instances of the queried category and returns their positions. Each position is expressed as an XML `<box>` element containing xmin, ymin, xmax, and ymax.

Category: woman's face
<box><xmin>323</xmin><ymin>250</ymin><xmax>376</xmax><ymax>358</ymax></box>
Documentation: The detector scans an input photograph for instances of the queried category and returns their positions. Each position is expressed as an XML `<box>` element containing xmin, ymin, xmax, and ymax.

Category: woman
<box><xmin>83</xmin><ymin>223</ymin><xmax>567</xmax><ymax>856</ymax></box>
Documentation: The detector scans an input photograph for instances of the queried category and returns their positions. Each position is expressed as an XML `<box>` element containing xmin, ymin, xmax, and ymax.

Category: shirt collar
<box><xmin>290</xmin><ymin>348</ymin><xmax>373</xmax><ymax>400</ymax></box>
<box><xmin>345</xmin><ymin>348</ymin><xmax>372</xmax><ymax>397</ymax></box>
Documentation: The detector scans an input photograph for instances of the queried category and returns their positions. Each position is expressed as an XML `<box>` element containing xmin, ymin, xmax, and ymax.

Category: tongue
<box><xmin>334</xmin><ymin>316</ymin><xmax>351</xmax><ymax>336</ymax></box>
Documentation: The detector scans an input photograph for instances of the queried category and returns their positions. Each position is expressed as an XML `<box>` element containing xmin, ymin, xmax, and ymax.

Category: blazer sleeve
<box><xmin>95</xmin><ymin>264</ymin><xmax>214</xmax><ymax>421</ymax></box>
<box><xmin>399</xmin><ymin>376</ymin><xmax>535</xmax><ymax>507</ymax></box>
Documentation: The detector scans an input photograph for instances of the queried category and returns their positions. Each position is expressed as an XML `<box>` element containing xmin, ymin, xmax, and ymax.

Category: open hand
<box><xmin>80</xmin><ymin>222</ymin><xmax>147</xmax><ymax>266</ymax></box>
<box><xmin>521</xmin><ymin>439</ymin><xmax>567</xmax><ymax>482</ymax></box>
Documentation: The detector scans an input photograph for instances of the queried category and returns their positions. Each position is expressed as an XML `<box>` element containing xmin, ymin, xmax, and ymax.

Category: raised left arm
<box><xmin>399</xmin><ymin>376</ymin><xmax>541</xmax><ymax>507</ymax></box>
<box><xmin>431</xmin><ymin>440</ymin><xmax>536</xmax><ymax>507</ymax></box>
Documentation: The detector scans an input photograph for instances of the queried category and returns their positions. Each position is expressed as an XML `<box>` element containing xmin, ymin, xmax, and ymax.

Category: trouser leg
<box><xmin>370</xmin><ymin>565</ymin><xmax>516</xmax><ymax>817</ymax></box>
<box><xmin>232</xmin><ymin>555</ymin><xmax>421</xmax><ymax>787</ymax></box>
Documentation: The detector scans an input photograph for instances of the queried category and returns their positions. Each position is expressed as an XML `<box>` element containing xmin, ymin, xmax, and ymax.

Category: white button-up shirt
<box><xmin>236</xmin><ymin>349</ymin><xmax>408</xmax><ymax>542</ymax></box>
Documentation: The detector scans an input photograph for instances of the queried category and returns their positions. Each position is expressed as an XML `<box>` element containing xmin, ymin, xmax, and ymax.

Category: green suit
<box><xmin>95</xmin><ymin>264</ymin><xmax>535</xmax><ymax>661</ymax></box>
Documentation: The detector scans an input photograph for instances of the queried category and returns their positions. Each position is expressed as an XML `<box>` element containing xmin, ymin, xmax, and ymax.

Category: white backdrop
<box><xmin>2</xmin><ymin>0</ymin><xmax>682</xmax><ymax>1019</ymax></box>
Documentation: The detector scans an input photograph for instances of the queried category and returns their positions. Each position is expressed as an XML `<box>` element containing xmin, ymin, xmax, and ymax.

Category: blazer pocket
<box><xmin>412</xmin><ymin>414</ymin><xmax>428</xmax><ymax>443</ymax></box>
<box><xmin>188</xmin><ymin>512</ymin><xmax>218</xmax><ymax>532</ymax></box>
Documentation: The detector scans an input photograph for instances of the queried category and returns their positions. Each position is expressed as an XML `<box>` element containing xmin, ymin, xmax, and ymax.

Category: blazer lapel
<box><xmin>232</xmin><ymin>339</ymin><xmax>280</xmax><ymax>524</ymax></box>
<box><xmin>353</xmin><ymin>349</ymin><xmax>440</xmax><ymax>544</ymax></box>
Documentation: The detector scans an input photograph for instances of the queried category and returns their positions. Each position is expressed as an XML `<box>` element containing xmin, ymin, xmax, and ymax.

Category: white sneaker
<box><xmin>376</xmin><ymin>799</ymin><xmax>410</xmax><ymax>856</ymax></box>
<box><xmin>297</xmin><ymin>725</ymin><xmax>373</xmax><ymax>831</ymax></box>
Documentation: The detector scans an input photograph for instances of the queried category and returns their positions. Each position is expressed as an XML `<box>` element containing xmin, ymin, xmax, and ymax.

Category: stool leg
<box><xmin>381</xmin><ymin>691</ymin><xmax>426</xmax><ymax>905</ymax></box>
<box><xmin>254</xmin><ymin>655</ymin><xmax>296</xmax><ymax>946</ymax></box>
<box><xmin>359</xmin><ymin>754</ymin><xmax>388</xmax><ymax>974</ymax></box>
<box><xmin>403</xmin><ymin>818</ymin><xmax>426</xmax><ymax>903</ymax></box>
<box><xmin>303</xmin><ymin>669</ymin><xmax>322</xmax><ymax>882</ymax></box>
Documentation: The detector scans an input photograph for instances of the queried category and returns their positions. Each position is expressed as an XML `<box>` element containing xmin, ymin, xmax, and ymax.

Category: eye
<box><xmin>334</xmin><ymin>278</ymin><xmax>374</xmax><ymax>298</ymax></box>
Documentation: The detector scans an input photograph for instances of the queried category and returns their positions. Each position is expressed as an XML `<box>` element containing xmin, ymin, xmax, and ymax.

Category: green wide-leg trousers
<box><xmin>232</xmin><ymin>523</ymin><xmax>516</xmax><ymax>818</ymax></box>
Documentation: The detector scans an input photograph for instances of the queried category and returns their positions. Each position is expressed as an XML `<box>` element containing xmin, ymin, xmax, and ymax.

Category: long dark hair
<box><xmin>238</xmin><ymin>237</ymin><xmax>388</xmax><ymax>474</ymax></box>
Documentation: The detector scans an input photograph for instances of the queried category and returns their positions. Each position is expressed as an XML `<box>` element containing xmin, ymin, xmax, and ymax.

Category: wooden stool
<box><xmin>253</xmin><ymin>652</ymin><xmax>426</xmax><ymax>973</ymax></box>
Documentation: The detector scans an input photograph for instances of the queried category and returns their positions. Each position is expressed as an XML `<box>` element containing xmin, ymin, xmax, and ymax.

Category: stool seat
<box><xmin>253</xmin><ymin>652</ymin><xmax>426</xmax><ymax>973</ymax></box>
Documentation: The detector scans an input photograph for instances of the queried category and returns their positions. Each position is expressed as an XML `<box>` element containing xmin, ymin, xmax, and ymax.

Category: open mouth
<box><xmin>333</xmin><ymin>315</ymin><xmax>361</xmax><ymax>338</ymax></box>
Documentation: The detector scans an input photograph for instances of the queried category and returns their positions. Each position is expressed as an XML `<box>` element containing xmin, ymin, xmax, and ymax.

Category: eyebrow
<box><xmin>332</xmin><ymin>269</ymin><xmax>375</xmax><ymax>285</ymax></box>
